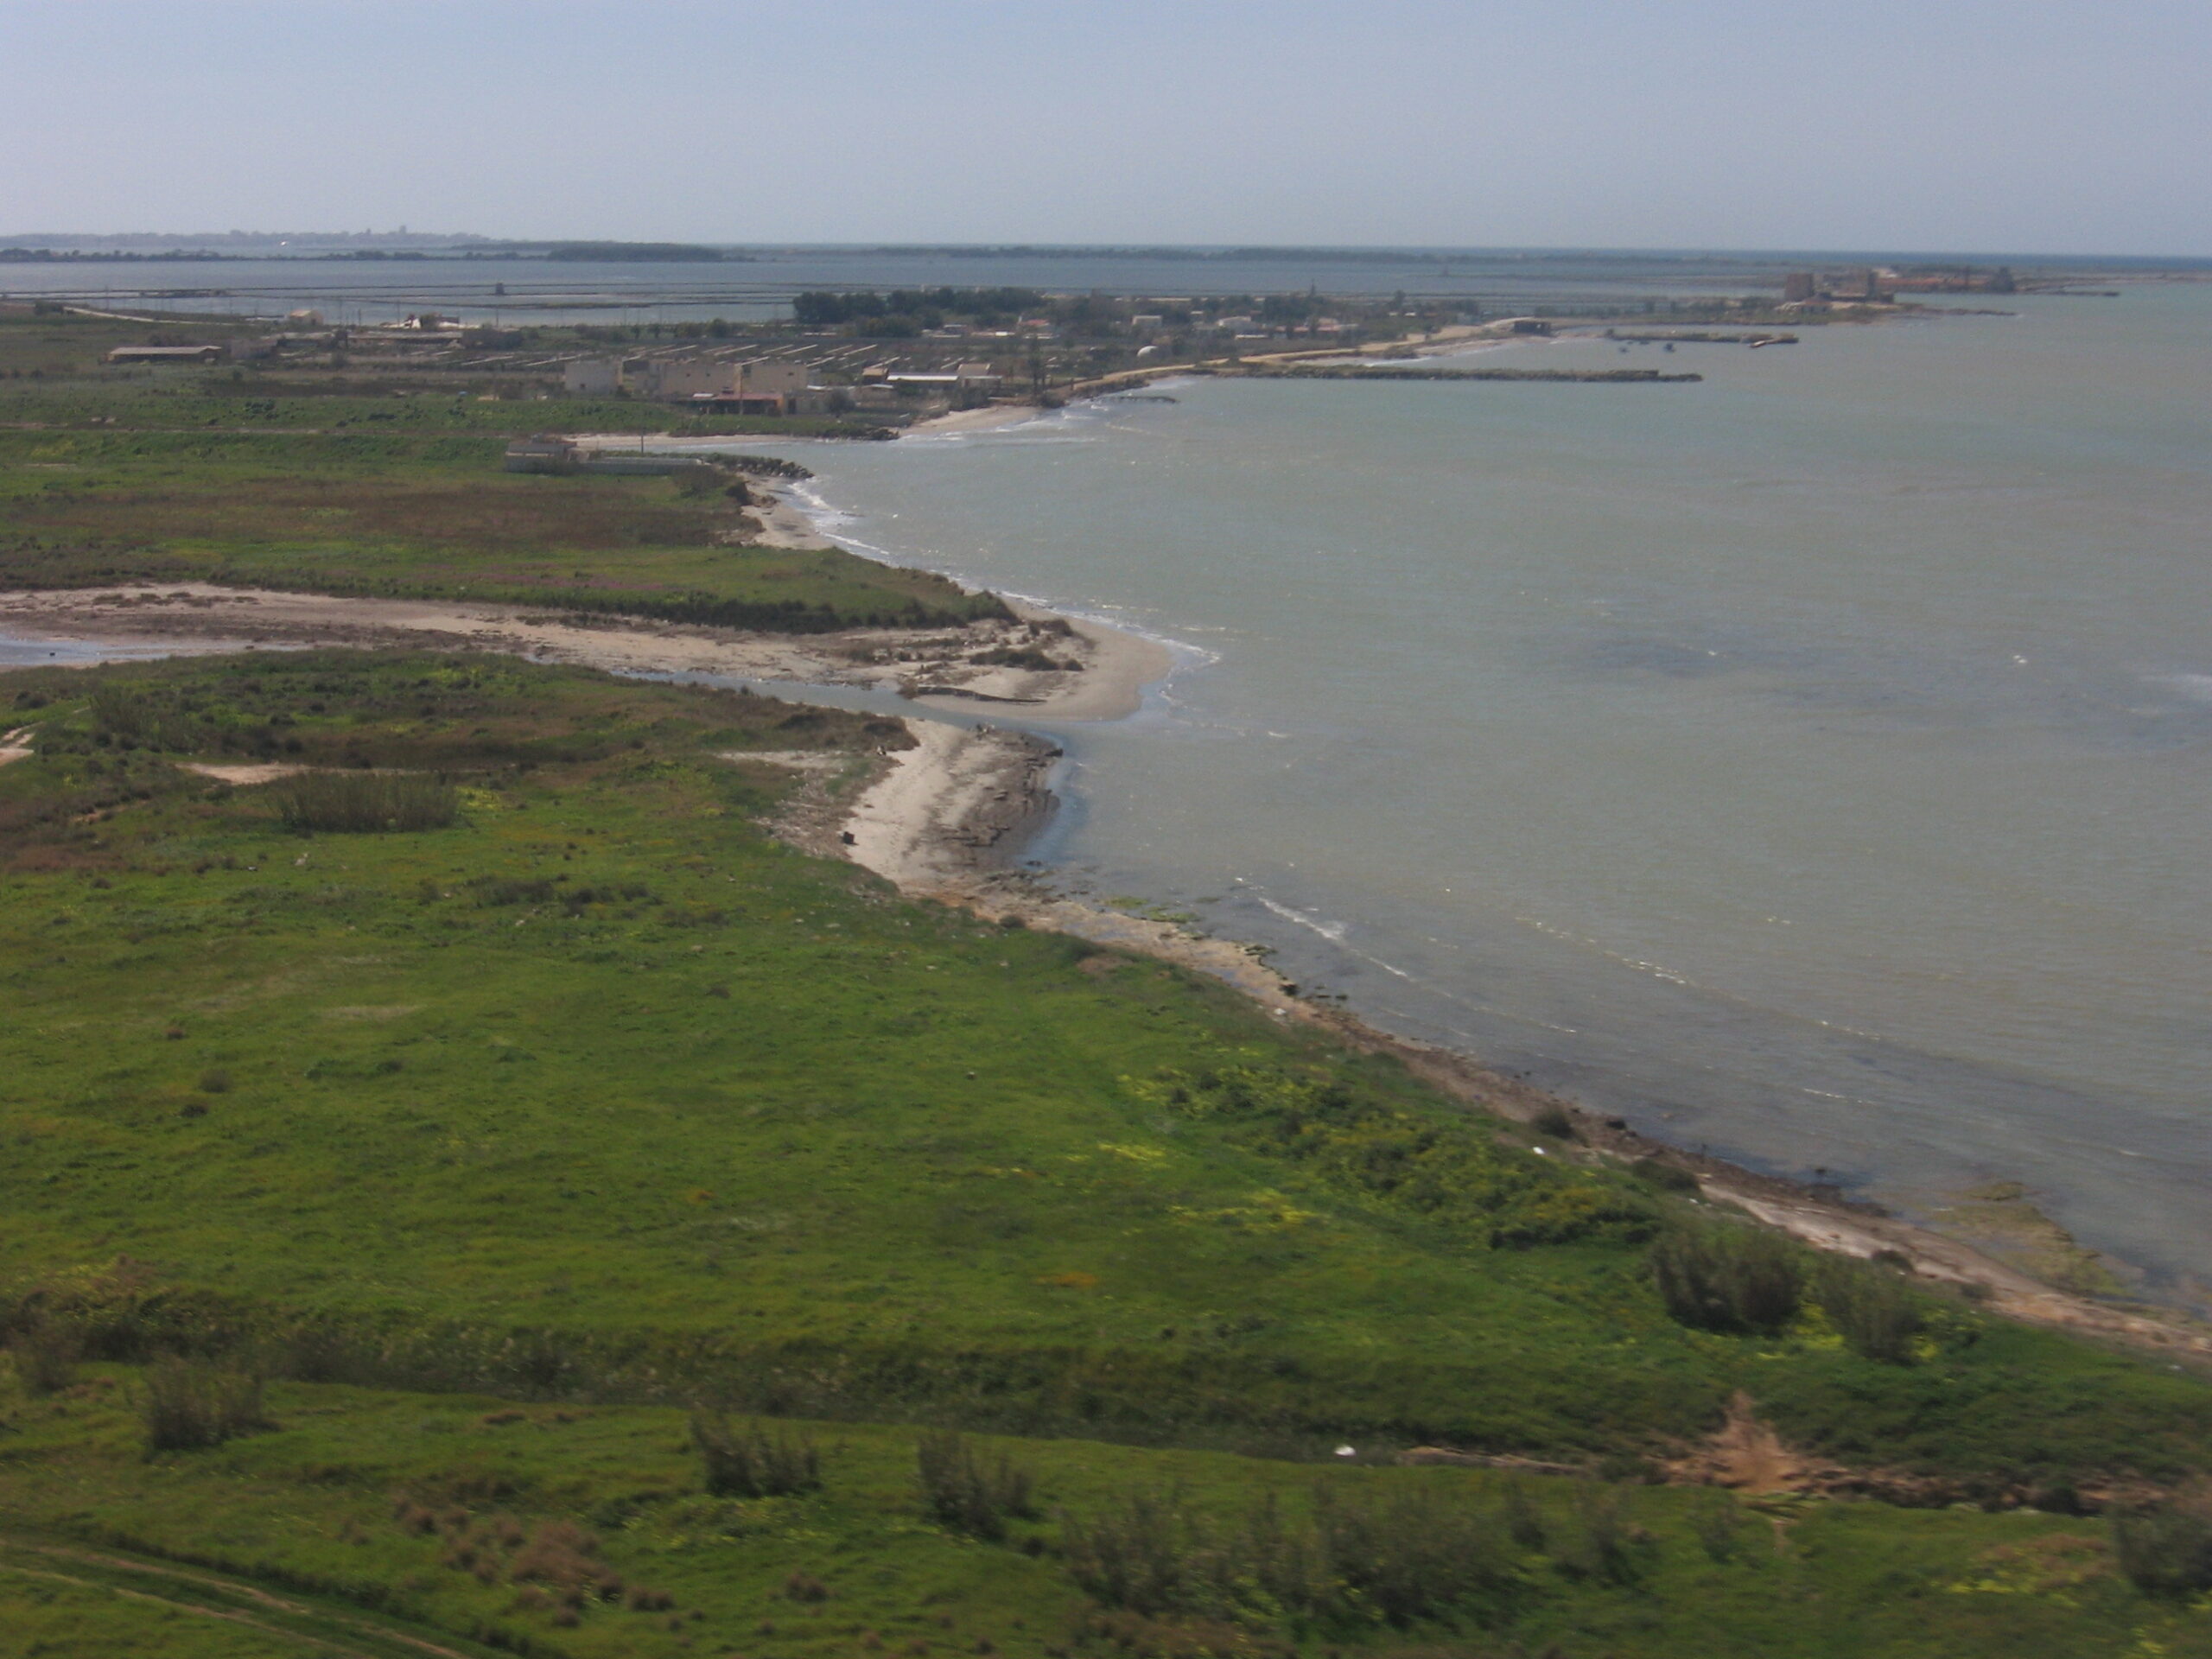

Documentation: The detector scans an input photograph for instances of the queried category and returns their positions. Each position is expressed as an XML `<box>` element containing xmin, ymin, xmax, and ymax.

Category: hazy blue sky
<box><xmin>6</xmin><ymin>0</ymin><xmax>2205</xmax><ymax>254</ymax></box>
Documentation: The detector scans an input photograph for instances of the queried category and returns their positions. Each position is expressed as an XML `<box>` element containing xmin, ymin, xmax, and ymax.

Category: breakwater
<box><xmin>1258</xmin><ymin>365</ymin><xmax>1703</xmax><ymax>384</ymax></box>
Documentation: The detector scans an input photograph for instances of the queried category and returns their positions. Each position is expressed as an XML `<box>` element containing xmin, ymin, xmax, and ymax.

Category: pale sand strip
<box><xmin>0</xmin><ymin>583</ymin><xmax>1170</xmax><ymax>725</ymax></box>
<box><xmin>842</xmin><ymin>721</ymin><xmax>1054</xmax><ymax>892</ymax></box>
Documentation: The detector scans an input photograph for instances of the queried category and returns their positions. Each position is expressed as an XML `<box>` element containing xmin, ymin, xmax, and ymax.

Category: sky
<box><xmin>4</xmin><ymin>0</ymin><xmax>2207</xmax><ymax>256</ymax></box>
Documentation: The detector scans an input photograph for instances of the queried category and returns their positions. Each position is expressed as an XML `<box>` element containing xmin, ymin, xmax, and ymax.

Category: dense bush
<box><xmin>270</xmin><ymin>771</ymin><xmax>457</xmax><ymax>833</ymax></box>
<box><xmin>1814</xmin><ymin>1256</ymin><xmax>1925</xmax><ymax>1363</ymax></box>
<box><xmin>1062</xmin><ymin>1488</ymin><xmax>1280</xmax><ymax>1622</ymax></box>
<box><xmin>2112</xmin><ymin>1480</ymin><xmax>2212</xmax><ymax>1596</ymax></box>
<box><xmin>140</xmin><ymin>1355</ymin><xmax>270</xmax><ymax>1454</ymax></box>
<box><xmin>1628</xmin><ymin>1156</ymin><xmax>1701</xmax><ymax>1196</ymax></box>
<box><xmin>1690</xmin><ymin>1489</ymin><xmax>1748</xmax><ymax>1562</ymax></box>
<box><xmin>1556</xmin><ymin>1482</ymin><xmax>1637</xmax><ymax>1585</ymax></box>
<box><xmin>1312</xmin><ymin>1484</ymin><xmax>1514</xmax><ymax>1624</ymax></box>
<box><xmin>1649</xmin><ymin>1226</ymin><xmax>1803</xmax><ymax>1334</ymax></box>
<box><xmin>690</xmin><ymin>1411</ymin><xmax>820</xmax><ymax>1497</ymax></box>
<box><xmin>1062</xmin><ymin>1482</ymin><xmax>1513</xmax><ymax>1629</ymax></box>
<box><xmin>1499</xmin><ymin>1479</ymin><xmax>1548</xmax><ymax>1553</ymax></box>
<box><xmin>9</xmin><ymin>1318</ymin><xmax>80</xmax><ymax>1395</ymax></box>
<box><xmin>917</xmin><ymin>1429</ymin><xmax>1036</xmax><ymax>1541</ymax></box>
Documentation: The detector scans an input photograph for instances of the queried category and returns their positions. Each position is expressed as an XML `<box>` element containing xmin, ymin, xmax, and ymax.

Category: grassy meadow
<box><xmin>0</xmin><ymin>650</ymin><xmax>2209</xmax><ymax>1656</ymax></box>
<box><xmin>7</xmin><ymin>1374</ymin><xmax>2202</xmax><ymax>1659</ymax></box>
<box><xmin>2</xmin><ymin>306</ymin><xmax>2211</xmax><ymax>1656</ymax></box>
<box><xmin>0</xmin><ymin>305</ymin><xmax>997</xmax><ymax>631</ymax></box>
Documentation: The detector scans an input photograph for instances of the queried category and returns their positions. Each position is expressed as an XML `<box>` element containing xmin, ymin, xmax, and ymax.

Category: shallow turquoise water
<box><xmin>804</xmin><ymin>294</ymin><xmax>2210</xmax><ymax>1294</ymax></box>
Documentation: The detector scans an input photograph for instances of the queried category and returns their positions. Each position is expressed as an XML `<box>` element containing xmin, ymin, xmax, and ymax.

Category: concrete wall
<box><xmin>736</xmin><ymin>360</ymin><xmax>809</xmax><ymax>397</ymax></box>
<box><xmin>563</xmin><ymin>358</ymin><xmax>626</xmax><ymax>396</ymax></box>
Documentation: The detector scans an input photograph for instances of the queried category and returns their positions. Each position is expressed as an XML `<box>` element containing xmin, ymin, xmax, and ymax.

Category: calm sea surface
<box><xmin>767</xmin><ymin>289</ymin><xmax>2212</xmax><ymax>1298</ymax></box>
<box><xmin>11</xmin><ymin>248</ymin><xmax>2183</xmax><ymax>323</ymax></box>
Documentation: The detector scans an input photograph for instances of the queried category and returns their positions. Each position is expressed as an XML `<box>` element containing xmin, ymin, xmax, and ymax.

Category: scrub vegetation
<box><xmin>0</xmin><ymin>424</ymin><xmax>1001</xmax><ymax>629</ymax></box>
<box><xmin>3</xmin><ymin>310</ymin><xmax>2211</xmax><ymax>1655</ymax></box>
<box><xmin>0</xmin><ymin>649</ymin><xmax>2209</xmax><ymax>1656</ymax></box>
<box><xmin>0</xmin><ymin>306</ymin><xmax>1004</xmax><ymax>630</ymax></box>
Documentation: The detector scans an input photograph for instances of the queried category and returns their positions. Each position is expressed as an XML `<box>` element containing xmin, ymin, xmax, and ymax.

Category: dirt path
<box><xmin>0</xmin><ymin>1534</ymin><xmax>489</xmax><ymax>1659</ymax></box>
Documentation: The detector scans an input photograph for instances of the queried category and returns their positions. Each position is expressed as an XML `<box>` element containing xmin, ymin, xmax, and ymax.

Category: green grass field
<box><xmin>6</xmin><ymin>1372</ymin><xmax>2203</xmax><ymax>1659</ymax></box>
<box><xmin>0</xmin><ymin>651</ymin><xmax>2209</xmax><ymax>1656</ymax></box>
<box><xmin>0</xmin><ymin>307</ymin><xmax>997</xmax><ymax>632</ymax></box>
<box><xmin>0</xmin><ymin>424</ymin><xmax>1003</xmax><ymax>631</ymax></box>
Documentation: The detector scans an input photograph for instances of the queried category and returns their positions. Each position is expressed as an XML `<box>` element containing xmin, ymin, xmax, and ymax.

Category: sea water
<box><xmin>779</xmin><ymin>287</ymin><xmax>2212</xmax><ymax>1300</ymax></box>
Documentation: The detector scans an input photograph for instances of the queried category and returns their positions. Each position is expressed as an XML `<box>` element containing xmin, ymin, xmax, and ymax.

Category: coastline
<box><xmin>6</xmin><ymin>473</ymin><xmax>2209</xmax><ymax>1370</ymax></box>
<box><xmin>840</xmin><ymin>734</ymin><xmax>2212</xmax><ymax>1366</ymax></box>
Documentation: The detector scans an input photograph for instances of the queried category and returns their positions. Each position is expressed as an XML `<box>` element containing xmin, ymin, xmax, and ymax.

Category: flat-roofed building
<box><xmin>634</xmin><ymin>359</ymin><xmax>732</xmax><ymax>401</ymax></box>
<box><xmin>106</xmin><ymin>344</ymin><xmax>224</xmax><ymax>365</ymax></box>
<box><xmin>504</xmin><ymin>435</ymin><xmax>582</xmax><ymax>473</ymax></box>
<box><xmin>563</xmin><ymin>356</ymin><xmax>630</xmax><ymax>396</ymax></box>
<box><xmin>694</xmin><ymin>359</ymin><xmax>812</xmax><ymax>415</ymax></box>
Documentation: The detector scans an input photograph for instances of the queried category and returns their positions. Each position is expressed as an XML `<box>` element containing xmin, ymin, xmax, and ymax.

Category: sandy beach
<box><xmin>904</xmin><ymin>404</ymin><xmax>1049</xmax><ymax>437</ymax></box>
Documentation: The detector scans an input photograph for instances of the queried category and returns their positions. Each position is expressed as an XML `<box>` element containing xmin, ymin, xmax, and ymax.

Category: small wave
<box><xmin>2158</xmin><ymin>672</ymin><xmax>2212</xmax><ymax>703</ymax></box>
<box><xmin>1254</xmin><ymin>897</ymin><xmax>1416</xmax><ymax>982</ymax></box>
<box><xmin>1259</xmin><ymin>895</ymin><xmax>1348</xmax><ymax>941</ymax></box>
<box><xmin>785</xmin><ymin>480</ymin><xmax>856</xmax><ymax>531</ymax></box>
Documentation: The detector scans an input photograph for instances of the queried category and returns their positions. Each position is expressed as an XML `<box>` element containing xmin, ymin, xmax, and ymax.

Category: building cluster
<box><xmin>560</xmin><ymin>353</ymin><xmax>1001</xmax><ymax>414</ymax></box>
<box><xmin>500</xmin><ymin>436</ymin><xmax>728</xmax><ymax>477</ymax></box>
<box><xmin>1778</xmin><ymin>269</ymin><xmax>1890</xmax><ymax>308</ymax></box>
<box><xmin>561</xmin><ymin>354</ymin><xmax>817</xmax><ymax>413</ymax></box>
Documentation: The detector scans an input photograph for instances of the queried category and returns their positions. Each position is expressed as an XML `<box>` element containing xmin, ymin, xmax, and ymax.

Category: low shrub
<box><xmin>10</xmin><ymin>1318</ymin><xmax>81</xmax><ymax>1395</ymax></box>
<box><xmin>1499</xmin><ymin>1479</ymin><xmax>1548</xmax><ymax>1553</ymax></box>
<box><xmin>1814</xmin><ymin>1256</ymin><xmax>1924</xmax><ymax>1363</ymax></box>
<box><xmin>1557</xmin><ymin>1482</ymin><xmax>1637</xmax><ymax>1584</ymax></box>
<box><xmin>510</xmin><ymin>1518</ymin><xmax>624</xmax><ymax>1604</ymax></box>
<box><xmin>1649</xmin><ymin>1225</ymin><xmax>1802</xmax><ymax>1334</ymax></box>
<box><xmin>1062</xmin><ymin>1482</ymin><xmax>1511</xmax><ymax>1629</ymax></box>
<box><xmin>690</xmin><ymin>1411</ymin><xmax>821</xmax><ymax>1497</ymax></box>
<box><xmin>1689</xmin><ymin>1488</ymin><xmax>1746</xmax><ymax>1562</ymax></box>
<box><xmin>1060</xmin><ymin>1488</ymin><xmax>1223</xmax><ymax>1620</ymax></box>
<box><xmin>269</xmin><ymin>771</ymin><xmax>457</xmax><ymax>833</ymax></box>
<box><xmin>2112</xmin><ymin>1480</ymin><xmax>2212</xmax><ymax>1597</ymax></box>
<box><xmin>1628</xmin><ymin>1157</ymin><xmax>1700</xmax><ymax>1196</ymax></box>
<box><xmin>1313</xmin><ymin>1483</ymin><xmax>1514</xmax><ymax>1624</ymax></box>
<box><xmin>140</xmin><ymin>1355</ymin><xmax>270</xmax><ymax>1454</ymax></box>
<box><xmin>918</xmin><ymin>1429</ymin><xmax>1036</xmax><ymax>1541</ymax></box>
